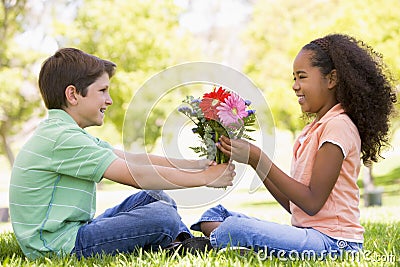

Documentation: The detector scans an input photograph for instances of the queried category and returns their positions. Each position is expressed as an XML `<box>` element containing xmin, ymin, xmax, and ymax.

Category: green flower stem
<box><xmin>215</xmin><ymin>130</ymin><xmax>229</xmax><ymax>164</ymax></box>
<box><xmin>215</xmin><ymin>131</ymin><xmax>220</xmax><ymax>163</ymax></box>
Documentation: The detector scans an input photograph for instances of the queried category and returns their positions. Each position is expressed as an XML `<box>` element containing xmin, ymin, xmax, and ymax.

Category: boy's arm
<box><xmin>103</xmin><ymin>157</ymin><xmax>235</xmax><ymax>189</ymax></box>
<box><xmin>113</xmin><ymin>149</ymin><xmax>212</xmax><ymax>169</ymax></box>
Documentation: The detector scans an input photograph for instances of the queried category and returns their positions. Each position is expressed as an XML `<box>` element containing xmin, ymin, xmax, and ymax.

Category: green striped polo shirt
<box><xmin>9</xmin><ymin>109</ymin><xmax>118</xmax><ymax>259</ymax></box>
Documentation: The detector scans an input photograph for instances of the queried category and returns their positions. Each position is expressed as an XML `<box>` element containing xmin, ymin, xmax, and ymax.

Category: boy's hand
<box><xmin>197</xmin><ymin>159</ymin><xmax>217</xmax><ymax>169</ymax></box>
<box><xmin>205</xmin><ymin>162</ymin><xmax>235</xmax><ymax>188</ymax></box>
<box><xmin>217</xmin><ymin>135</ymin><xmax>252</xmax><ymax>164</ymax></box>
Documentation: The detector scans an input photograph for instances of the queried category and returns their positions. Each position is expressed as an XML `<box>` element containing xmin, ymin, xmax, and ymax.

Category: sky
<box><xmin>176</xmin><ymin>0</ymin><xmax>252</xmax><ymax>33</ymax></box>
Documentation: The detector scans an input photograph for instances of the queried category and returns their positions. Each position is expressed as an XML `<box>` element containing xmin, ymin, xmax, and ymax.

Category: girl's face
<box><xmin>292</xmin><ymin>49</ymin><xmax>337</xmax><ymax>120</ymax></box>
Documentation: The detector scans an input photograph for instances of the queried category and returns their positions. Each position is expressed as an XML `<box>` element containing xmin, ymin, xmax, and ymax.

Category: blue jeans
<box><xmin>191</xmin><ymin>205</ymin><xmax>362</xmax><ymax>258</ymax></box>
<box><xmin>71</xmin><ymin>190</ymin><xmax>192</xmax><ymax>258</ymax></box>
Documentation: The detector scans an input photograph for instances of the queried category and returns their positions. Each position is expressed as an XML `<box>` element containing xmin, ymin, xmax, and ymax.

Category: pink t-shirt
<box><xmin>290</xmin><ymin>104</ymin><xmax>364</xmax><ymax>242</ymax></box>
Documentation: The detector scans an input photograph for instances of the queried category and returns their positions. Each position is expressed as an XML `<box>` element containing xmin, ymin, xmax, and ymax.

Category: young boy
<box><xmin>9</xmin><ymin>48</ymin><xmax>235</xmax><ymax>259</ymax></box>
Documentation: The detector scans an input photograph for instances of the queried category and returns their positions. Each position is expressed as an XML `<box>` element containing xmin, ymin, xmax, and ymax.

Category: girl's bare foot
<box><xmin>200</xmin><ymin>221</ymin><xmax>222</xmax><ymax>237</ymax></box>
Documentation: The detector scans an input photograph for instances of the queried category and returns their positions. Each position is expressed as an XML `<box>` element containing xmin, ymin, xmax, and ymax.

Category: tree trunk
<box><xmin>362</xmin><ymin>162</ymin><xmax>382</xmax><ymax>207</ymax></box>
<box><xmin>0</xmin><ymin>132</ymin><xmax>14</xmax><ymax>167</ymax></box>
<box><xmin>0</xmin><ymin>207</ymin><xmax>9</xmax><ymax>222</ymax></box>
<box><xmin>362</xmin><ymin>162</ymin><xmax>374</xmax><ymax>191</ymax></box>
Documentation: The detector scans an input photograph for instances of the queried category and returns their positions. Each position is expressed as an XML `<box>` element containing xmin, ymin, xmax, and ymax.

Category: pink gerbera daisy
<box><xmin>216</xmin><ymin>93</ymin><xmax>248</xmax><ymax>127</ymax></box>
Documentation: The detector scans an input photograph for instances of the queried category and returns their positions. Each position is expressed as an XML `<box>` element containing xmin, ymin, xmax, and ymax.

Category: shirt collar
<box><xmin>298</xmin><ymin>103</ymin><xmax>345</xmax><ymax>138</ymax></box>
<box><xmin>293</xmin><ymin>103</ymin><xmax>346</xmax><ymax>159</ymax></box>
<box><xmin>315</xmin><ymin>103</ymin><xmax>345</xmax><ymax>125</ymax></box>
<box><xmin>48</xmin><ymin>109</ymin><xmax>78</xmax><ymax>125</ymax></box>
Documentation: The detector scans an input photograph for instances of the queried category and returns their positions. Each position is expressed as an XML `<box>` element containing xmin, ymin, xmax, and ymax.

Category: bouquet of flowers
<box><xmin>178</xmin><ymin>86</ymin><xmax>256</xmax><ymax>164</ymax></box>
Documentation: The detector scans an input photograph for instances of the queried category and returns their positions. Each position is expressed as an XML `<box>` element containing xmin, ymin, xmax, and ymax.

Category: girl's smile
<box><xmin>292</xmin><ymin>49</ymin><xmax>337</xmax><ymax>120</ymax></box>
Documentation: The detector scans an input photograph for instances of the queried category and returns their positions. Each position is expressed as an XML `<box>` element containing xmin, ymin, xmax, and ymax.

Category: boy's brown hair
<box><xmin>38</xmin><ymin>48</ymin><xmax>116</xmax><ymax>109</ymax></box>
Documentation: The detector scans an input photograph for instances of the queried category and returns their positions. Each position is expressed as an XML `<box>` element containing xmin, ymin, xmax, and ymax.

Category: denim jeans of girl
<box><xmin>71</xmin><ymin>190</ymin><xmax>192</xmax><ymax>258</ymax></box>
<box><xmin>191</xmin><ymin>204</ymin><xmax>362</xmax><ymax>259</ymax></box>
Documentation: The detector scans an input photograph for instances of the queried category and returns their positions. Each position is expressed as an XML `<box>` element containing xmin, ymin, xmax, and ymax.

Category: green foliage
<box><xmin>0</xmin><ymin>0</ymin><xmax>27</xmax><ymax>66</ymax></box>
<box><xmin>55</xmin><ymin>0</ymin><xmax>200</xmax><ymax>151</ymax></box>
<box><xmin>244</xmin><ymin>0</ymin><xmax>400</xmax><ymax>135</ymax></box>
<box><xmin>0</xmin><ymin>0</ymin><xmax>46</xmax><ymax>167</ymax></box>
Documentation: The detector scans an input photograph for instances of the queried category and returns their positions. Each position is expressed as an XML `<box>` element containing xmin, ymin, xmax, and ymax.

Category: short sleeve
<box><xmin>318</xmin><ymin>116</ymin><xmax>359</xmax><ymax>159</ymax></box>
<box><xmin>52</xmin><ymin>128</ymin><xmax>118</xmax><ymax>182</ymax></box>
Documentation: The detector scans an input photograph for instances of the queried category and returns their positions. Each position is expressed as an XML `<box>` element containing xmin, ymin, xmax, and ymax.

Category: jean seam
<box><xmin>209</xmin><ymin>229</ymin><xmax>218</xmax><ymax>248</ymax></box>
<box><xmin>74</xmin><ymin>231</ymin><xmax>174</xmax><ymax>254</ymax></box>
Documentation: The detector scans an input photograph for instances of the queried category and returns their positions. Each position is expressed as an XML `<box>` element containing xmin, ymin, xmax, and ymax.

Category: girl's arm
<box><xmin>218</xmin><ymin>135</ymin><xmax>343</xmax><ymax>216</ymax></box>
<box><xmin>113</xmin><ymin>149</ymin><xmax>213</xmax><ymax>169</ymax></box>
<box><xmin>217</xmin><ymin>138</ymin><xmax>291</xmax><ymax>212</ymax></box>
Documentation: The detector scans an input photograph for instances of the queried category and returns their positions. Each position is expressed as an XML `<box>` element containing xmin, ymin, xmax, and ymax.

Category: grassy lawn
<box><xmin>1</xmin><ymin>130</ymin><xmax>399</xmax><ymax>266</ymax></box>
<box><xmin>1</xmin><ymin>190</ymin><xmax>399</xmax><ymax>266</ymax></box>
<box><xmin>0</xmin><ymin>220</ymin><xmax>399</xmax><ymax>266</ymax></box>
<box><xmin>2</xmin><ymin>176</ymin><xmax>399</xmax><ymax>266</ymax></box>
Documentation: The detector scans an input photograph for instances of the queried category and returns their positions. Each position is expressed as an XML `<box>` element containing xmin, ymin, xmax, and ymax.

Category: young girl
<box><xmin>190</xmin><ymin>34</ymin><xmax>397</xmax><ymax>257</ymax></box>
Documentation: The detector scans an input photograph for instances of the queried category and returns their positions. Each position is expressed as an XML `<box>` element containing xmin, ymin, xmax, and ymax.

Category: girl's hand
<box><xmin>217</xmin><ymin>135</ymin><xmax>252</xmax><ymax>164</ymax></box>
<box><xmin>205</xmin><ymin>162</ymin><xmax>236</xmax><ymax>188</ymax></box>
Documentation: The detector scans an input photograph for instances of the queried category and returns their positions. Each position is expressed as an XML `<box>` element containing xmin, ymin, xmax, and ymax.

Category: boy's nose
<box><xmin>106</xmin><ymin>94</ymin><xmax>113</xmax><ymax>105</ymax></box>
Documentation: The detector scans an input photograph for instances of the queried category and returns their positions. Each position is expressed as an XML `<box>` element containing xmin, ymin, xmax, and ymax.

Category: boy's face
<box><xmin>73</xmin><ymin>72</ymin><xmax>113</xmax><ymax>128</ymax></box>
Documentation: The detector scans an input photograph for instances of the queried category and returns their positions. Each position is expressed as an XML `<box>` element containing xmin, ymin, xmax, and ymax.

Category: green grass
<box><xmin>1</xmin><ymin>171</ymin><xmax>399</xmax><ymax>266</ymax></box>
<box><xmin>1</xmin><ymin>221</ymin><xmax>399</xmax><ymax>266</ymax></box>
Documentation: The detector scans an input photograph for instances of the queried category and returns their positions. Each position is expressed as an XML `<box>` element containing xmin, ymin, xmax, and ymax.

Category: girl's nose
<box><xmin>292</xmin><ymin>80</ymin><xmax>300</xmax><ymax>91</ymax></box>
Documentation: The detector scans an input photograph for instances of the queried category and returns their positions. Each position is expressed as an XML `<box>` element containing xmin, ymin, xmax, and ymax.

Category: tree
<box><xmin>244</xmin><ymin>0</ymin><xmax>400</xmax><ymax>137</ymax></box>
<box><xmin>54</xmin><ymin>0</ymin><xmax>200</xmax><ymax>151</ymax></box>
<box><xmin>243</xmin><ymin>0</ymin><xmax>400</xmax><ymax>205</ymax></box>
<box><xmin>0</xmin><ymin>0</ymin><xmax>45</xmax><ymax>167</ymax></box>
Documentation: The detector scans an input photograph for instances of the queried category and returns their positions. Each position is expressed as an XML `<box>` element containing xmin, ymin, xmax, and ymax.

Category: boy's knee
<box><xmin>149</xmin><ymin>201</ymin><xmax>181</xmax><ymax>225</ymax></box>
<box><xmin>146</xmin><ymin>190</ymin><xmax>177</xmax><ymax>207</ymax></box>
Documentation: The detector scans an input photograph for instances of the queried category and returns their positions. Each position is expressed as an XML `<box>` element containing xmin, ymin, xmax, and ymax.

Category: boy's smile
<box><xmin>65</xmin><ymin>72</ymin><xmax>113</xmax><ymax>128</ymax></box>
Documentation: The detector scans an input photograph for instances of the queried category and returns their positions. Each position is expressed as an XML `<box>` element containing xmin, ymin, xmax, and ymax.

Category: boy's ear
<box><xmin>328</xmin><ymin>69</ymin><xmax>338</xmax><ymax>89</ymax></box>
<box><xmin>65</xmin><ymin>85</ymin><xmax>79</xmax><ymax>106</ymax></box>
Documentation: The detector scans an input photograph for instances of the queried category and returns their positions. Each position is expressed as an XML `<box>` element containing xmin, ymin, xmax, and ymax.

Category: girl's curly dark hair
<box><xmin>302</xmin><ymin>34</ymin><xmax>397</xmax><ymax>164</ymax></box>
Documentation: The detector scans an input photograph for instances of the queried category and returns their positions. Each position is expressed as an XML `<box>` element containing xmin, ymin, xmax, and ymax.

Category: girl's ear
<box><xmin>328</xmin><ymin>69</ymin><xmax>338</xmax><ymax>89</ymax></box>
<box><xmin>65</xmin><ymin>85</ymin><xmax>79</xmax><ymax>106</ymax></box>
